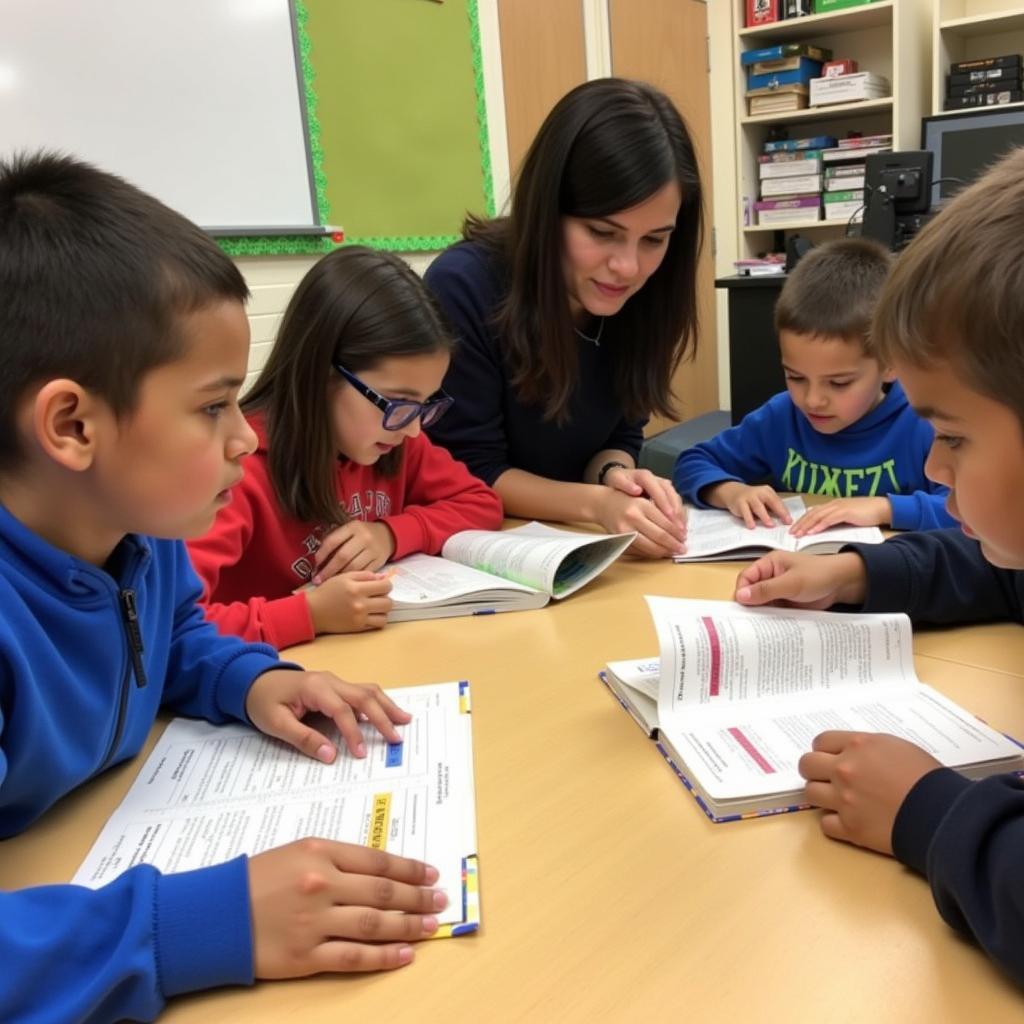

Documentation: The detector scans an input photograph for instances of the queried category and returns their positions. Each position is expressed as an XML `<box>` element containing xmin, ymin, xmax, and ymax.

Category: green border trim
<box><xmin>467</xmin><ymin>0</ymin><xmax>496</xmax><ymax>219</ymax></box>
<box><xmin>216</xmin><ymin>0</ymin><xmax>339</xmax><ymax>258</ymax></box>
<box><xmin>345</xmin><ymin>233</ymin><xmax>461</xmax><ymax>253</ymax></box>
<box><xmin>345</xmin><ymin>0</ymin><xmax>493</xmax><ymax>250</ymax></box>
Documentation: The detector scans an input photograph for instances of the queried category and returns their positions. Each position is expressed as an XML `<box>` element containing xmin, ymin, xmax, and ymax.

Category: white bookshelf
<box><xmin>933</xmin><ymin>1</ymin><xmax>1024</xmax><ymax>115</ymax></box>
<box><xmin>731</xmin><ymin>0</ymin><xmax>932</xmax><ymax>257</ymax></box>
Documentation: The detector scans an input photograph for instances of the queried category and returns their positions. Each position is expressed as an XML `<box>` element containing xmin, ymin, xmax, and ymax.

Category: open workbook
<box><xmin>74</xmin><ymin>682</ymin><xmax>480</xmax><ymax>937</ymax></box>
<box><xmin>385</xmin><ymin>522</ymin><xmax>635</xmax><ymax>620</ymax></box>
<box><xmin>601</xmin><ymin>598</ymin><xmax>1024</xmax><ymax>822</ymax></box>
<box><xmin>676</xmin><ymin>496</ymin><xmax>884</xmax><ymax>562</ymax></box>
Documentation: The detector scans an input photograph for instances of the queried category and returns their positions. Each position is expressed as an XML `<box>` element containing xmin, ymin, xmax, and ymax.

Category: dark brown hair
<box><xmin>872</xmin><ymin>145</ymin><xmax>1024</xmax><ymax>428</ymax></box>
<box><xmin>243</xmin><ymin>246</ymin><xmax>454</xmax><ymax>527</ymax></box>
<box><xmin>774</xmin><ymin>237</ymin><xmax>893</xmax><ymax>350</ymax></box>
<box><xmin>465</xmin><ymin>77</ymin><xmax>704</xmax><ymax>423</ymax></box>
<box><xmin>0</xmin><ymin>150</ymin><xmax>248</xmax><ymax>471</ymax></box>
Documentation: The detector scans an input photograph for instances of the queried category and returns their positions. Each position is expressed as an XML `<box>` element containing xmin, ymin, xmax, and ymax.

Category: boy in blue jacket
<box><xmin>734</xmin><ymin>147</ymin><xmax>1024</xmax><ymax>988</ymax></box>
<box><xmin>0</xmin><ymin>153</ymin><xmax>445</xmax><ymax>1023</ymax></box>
<box><xmin>674</xmin><ymin>237</ymin><xmax>954</xmax><ymax>534</ymax></box>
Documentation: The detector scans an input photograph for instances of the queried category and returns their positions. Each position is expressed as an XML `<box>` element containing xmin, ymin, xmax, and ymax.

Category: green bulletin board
<box><xmin>223</xmin><ymin>0</ymin><xmax>493</xmax><ymax>256</ymax></box>
<box><xmin>306</xmin><ymin>0</ymin><xmax>494</xmax><ymax>250</ymax></box>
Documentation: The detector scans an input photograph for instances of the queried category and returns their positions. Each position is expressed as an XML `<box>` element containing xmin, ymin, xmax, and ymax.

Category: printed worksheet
<box><xmin>74</xmin><ymin>682</ymin><xmax>478</xmax><ymax>934</ymax></box>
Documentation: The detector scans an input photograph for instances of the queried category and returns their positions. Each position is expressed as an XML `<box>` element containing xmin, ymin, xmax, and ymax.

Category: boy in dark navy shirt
<box><xmin>734</xmin><ymin>147</ymin><xmax>1024</xmax><ymax>988</ymax></box>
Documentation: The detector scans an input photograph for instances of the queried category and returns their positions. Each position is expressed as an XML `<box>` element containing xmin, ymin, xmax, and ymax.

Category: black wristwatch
<box><xmin>596</xmin><ymin>460</ymin><xmax>630</xmax><ymax>486</ymax></box>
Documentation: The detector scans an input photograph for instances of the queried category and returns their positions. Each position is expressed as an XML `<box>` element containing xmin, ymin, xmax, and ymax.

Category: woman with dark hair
<box><xmin>425</xmin><ymin>77</ymin><xmax>703</xmax><ymax>558</ymax></box>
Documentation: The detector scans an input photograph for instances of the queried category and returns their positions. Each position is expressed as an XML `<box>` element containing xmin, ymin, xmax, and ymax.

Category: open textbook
<box><xmin>74</xmin><ymin>682</ymin><xmax>480</xmax><ymax>937</ymax></box>
<box><xmin>676</xmin><ymin>496</ymin><xmax>884</xmax><ymax>562</ymax></box>
<box><xmin>386</xmin><ymin>522</ymin><xmax>636</xmax><ymax>620</ymax></box>
<box><xmin>601</xmin><ymin>598</ymin><xmax>1024</xmax><ymax>822</ymax></box>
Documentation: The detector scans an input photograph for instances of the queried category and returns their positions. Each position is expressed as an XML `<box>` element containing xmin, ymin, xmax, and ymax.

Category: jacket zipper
<box><xmin>120</xmin><ymin>589</ymin><xmax>148</xmax><ymax>688</ymax></box>
<box><xmin>99</xmin><ymin>587</ymin><xmax>147</xmax><ymax>770</ymax></box>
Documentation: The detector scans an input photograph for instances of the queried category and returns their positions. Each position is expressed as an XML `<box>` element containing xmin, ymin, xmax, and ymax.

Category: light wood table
<box><xmin>3</xmin><ymin>555</ymin><xmax>1024</xmax><ymax>1022</ymax></box>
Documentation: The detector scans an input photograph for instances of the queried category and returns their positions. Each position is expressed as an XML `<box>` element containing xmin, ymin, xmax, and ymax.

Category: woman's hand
<box><xmin>595</xmin><ymin>469</ymin><xmax>687</xmax><ymax>559</ymax></box>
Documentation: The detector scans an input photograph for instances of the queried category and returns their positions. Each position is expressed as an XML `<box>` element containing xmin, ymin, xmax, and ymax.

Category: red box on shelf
<box><xmin>822</xmin><ymin>59</ymin><xmax>859</xmax><ymax>79</ymax></box>
<box><xmin>746</xmin><ymin>0</ymin><xmax>782</xmax><ymax>27</ymax></box>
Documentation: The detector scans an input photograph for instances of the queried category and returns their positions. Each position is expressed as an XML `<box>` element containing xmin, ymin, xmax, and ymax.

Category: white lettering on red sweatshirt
<box><xmin>187</xmin><ymin>416</ymin><xmax>503</xmax><ymax>649</ymax></box>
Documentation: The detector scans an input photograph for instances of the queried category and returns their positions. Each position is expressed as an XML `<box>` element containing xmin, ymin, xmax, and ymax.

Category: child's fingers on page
<box><xmin>267</xmin><ymin>710</ymin><xmax>338</xmax><ymax>764</ymax></box>
<box><xmin>313</xmin><ymin>698</ymin><xmax>366</xmax><ymax>757</ymax></box>
<box><xmin>767</xmin><ymin>494</ymin><xmax>792</xmax><ymax>525</ymax></box>
<box><xmin>351</xmin><ymin>693</ymin><xmax>407</xmax><ymax>744</ymax></box>
<box><xmin>810</xmin><ymin>730</ymin><xmax>856</xmax><ymax>754</ymax></box>
<box><xmin>358</xmin><ymin>685</ymin><xmax>412</xmax><ymax>725</ymax></box>
<box><xmin>322</xmin><ymin>907</ymin><xmax>440</xmax><ymax>944</ymax></box>
<box><xmin>308</xmin><ymin>940</ymin><xmax>415</xmax><ymax>975</ymax></box>
<box><xmin>326</xmin><ymin>874</ymin><xmax>445</xmax><ymax>916</ymax></box>
<box><xmin>751</xmin><ymin>498</ymin><xmax>776</xmax><ymax>528</ymax></box>
<box><xmin>353</xmin><ymin>576</ymin><xmax>392</xmax><ymax>599</ymax></box>
<box><xmin>324</xmin><ymin>843</ymin><xmax>440</xmax><ymax>886</ymax></box>
<box><xmin>735</xmin><ymin>500</ymin><xmax>757</xmax><ymax>530</ymax></box>
<box><xmin>790</xmin><ymin>510</ymin><xmax>822</xmax><ymax>537</ymax></box>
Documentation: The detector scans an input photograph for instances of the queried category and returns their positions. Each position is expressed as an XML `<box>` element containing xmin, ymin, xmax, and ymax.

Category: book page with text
<box><xmin>72</xmin><ymin>683</ymin><xmax>478</xmax><ymax>931</ymax></box>
<box><xmin>676</xmin><ymin>497</ymin><xmax>882</xmax><ymax>561</ymax></box>
<box><xmin>442</xmin><ymin>522</ymin><xmax>634</xmax><ymax>597</ymax></box>
<box><xmin>388</xmin><ymin>552</ymin><xmax>538</xmax><ymax>606</ymax></box>
<box><xmin>646</xmin><ymin>597</ymin><xmax>917</xmax><ymax>719</ymax></box>
<box><xmin>665</xmin><ymin>684</ymin><xmax>1024</xmax><ymax>802</ymax></box>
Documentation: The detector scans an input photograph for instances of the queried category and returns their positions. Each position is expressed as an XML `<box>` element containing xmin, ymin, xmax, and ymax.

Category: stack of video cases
<box><xmin>945</xmin><ymin>54</ymin><xmax>1022</xmax><ymax>110</ymax></box>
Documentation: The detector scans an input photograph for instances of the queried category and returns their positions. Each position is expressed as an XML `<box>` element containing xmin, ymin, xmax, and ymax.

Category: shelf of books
<box><xmin>933</xmin><ymin>2</ymin><xmax>1024</xmax><ymax>115</ymax></box>
<box><xmin>732</xmin><ymin>0</ymin><xmax>931</xmax><ymax>267</ymax></box>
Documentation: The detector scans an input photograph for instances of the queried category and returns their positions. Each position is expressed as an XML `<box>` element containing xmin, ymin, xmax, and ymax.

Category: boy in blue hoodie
<box><xmin>0</xmin><ymin>153</ymin><xmax>446</xmax><ymax>1023</ymax></box>
<box><xmin>673</xmin><ymin>237</ymin><xmax>954</xmax><ymax>534</ymax></box>
<box><xmin>732</xmin><ymin>146</ymin><xmax>1024</xmax><ymax>988</ymax></box>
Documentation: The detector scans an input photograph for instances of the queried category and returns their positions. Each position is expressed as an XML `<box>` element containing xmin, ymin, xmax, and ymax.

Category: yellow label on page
<box><xmin>368</xmin><ymin>793</ymin><xmax>391</xmax><ymax>850</ymax></box>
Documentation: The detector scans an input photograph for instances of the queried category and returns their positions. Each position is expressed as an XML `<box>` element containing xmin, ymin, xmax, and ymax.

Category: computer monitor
<box><xmin>922</xmin><ymin>108</ymin><xmax>1024</xmax><ymax>208</ymax></box>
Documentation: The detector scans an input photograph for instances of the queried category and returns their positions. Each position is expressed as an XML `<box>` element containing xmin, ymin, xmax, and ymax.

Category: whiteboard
<box><xmin>0</xmin><ymin>0</ymin><xmax>318</xmax><ymax>232</ymax></box>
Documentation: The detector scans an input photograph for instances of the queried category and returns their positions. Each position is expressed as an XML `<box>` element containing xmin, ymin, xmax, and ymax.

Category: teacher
<box><xmin>424</xmin><ymin>78</ymin><xmax>703</xmax><ymax>558</ymax></box>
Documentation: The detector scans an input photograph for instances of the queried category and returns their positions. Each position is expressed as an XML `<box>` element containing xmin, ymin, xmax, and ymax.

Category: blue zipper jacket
<box><xmin>0</xmin><ymin>503</ymin><xmax>286</xmax><ymax>1022</ymax></box>
<box><xmin>848</xmin><ymin>529</ymin><xmax>1024</xmax><ymax>987</ymax></box>
<box><xmin>673</xmin><ymin>382</ymin><xmax>955</xmax><ymax>530</ymax></box>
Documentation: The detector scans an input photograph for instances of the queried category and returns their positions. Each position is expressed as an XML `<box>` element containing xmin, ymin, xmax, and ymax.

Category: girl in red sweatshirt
<box><xmin>187</xmin><ymin>246</ymin><xmax>504</xmax><ymax>649</ymax></box>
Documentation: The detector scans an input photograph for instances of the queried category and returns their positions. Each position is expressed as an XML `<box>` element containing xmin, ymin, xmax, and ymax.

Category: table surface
<box><xmin>3</xmin><ymin>550</ymin><xmax>1023</xmax><ymax>1022</ymax></box>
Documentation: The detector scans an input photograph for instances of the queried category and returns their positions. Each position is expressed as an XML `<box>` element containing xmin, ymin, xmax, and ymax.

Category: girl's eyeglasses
<box><xmin>334</xmin><ymin>363</ymin><xmax>454</xmax><ymax>431</ymax></box>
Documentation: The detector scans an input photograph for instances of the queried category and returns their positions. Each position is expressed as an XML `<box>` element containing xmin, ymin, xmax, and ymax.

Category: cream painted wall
<box><xmin>238</xmin><ymin>1</ymin><xmax>737</xmax><ymax>408</ymax></box>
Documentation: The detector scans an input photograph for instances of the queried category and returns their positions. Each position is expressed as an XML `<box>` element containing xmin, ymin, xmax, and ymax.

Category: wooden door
<box><xmin>609</xmin><ymin>0</ymin><xmax>718</xmax><ymax>433</ymax></box>
<box><xmin>496</xmin><ymin>0</ymin><xmax>587</xmax><ymax>179</ymax></box>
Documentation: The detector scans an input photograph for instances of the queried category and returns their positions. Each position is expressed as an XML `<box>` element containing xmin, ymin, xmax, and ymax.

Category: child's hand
<box><xmin>246</xmin><ymin>669</ymin><xmax>411</xmax><ymax>763</ymax></box>
<box><xmin>704</xmin><ymin>481</ymin><xmax>791</xmax><ymax>529</ymax></box>
<box><xmin>314</xmin><ymin>521</ymin><xmax>396</xmax><ymax>580</ymax></box>
<box><xmin>594</xmin><ymin>487</ymin><xmax>686</xmax><ymax>559</ymax></box>
<box><xmin>306</xmin><ymin>571</ymin><xmax>393</xmax><ymax>634</ymax></box>
<box><xmin>249</xmin><ymin>840</ymin><xmax>446</xmax><ymax>978</ymax></box>
<box><xmin>789</xmin><ymin>496</ymin><xmax>892</xmax><ymax>537</ymax></box>
<box><xmin>798</xmin><ymin>732</ymin><xmax>942</xmax><ymax>855</ymax></box>
<box><xmin>734</xmin><ymin>550</ymin><xmax>867</xmax><ymax>609</ymax></box>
